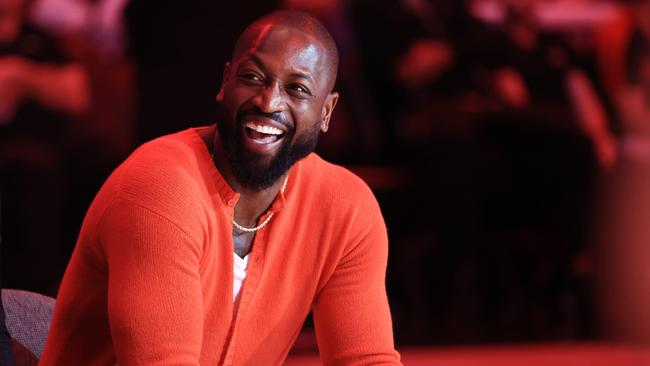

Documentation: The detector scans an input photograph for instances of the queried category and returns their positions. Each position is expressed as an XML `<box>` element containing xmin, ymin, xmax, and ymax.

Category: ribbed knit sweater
<box><xmin>40</xmin><ymin>127</ymin><xmax>401</xmax><ymax>365</ymax></box>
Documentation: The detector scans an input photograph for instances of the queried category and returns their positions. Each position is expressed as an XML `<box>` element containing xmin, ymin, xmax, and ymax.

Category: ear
<box><xmin>320</xmin><ymin>91</ymin><xmax>339</xmax><ymax>133</ymax></box>
<box><xmin>216</xmin><ymin>62</ymin><xmax>231</xmax><ymax>102</ymax></box>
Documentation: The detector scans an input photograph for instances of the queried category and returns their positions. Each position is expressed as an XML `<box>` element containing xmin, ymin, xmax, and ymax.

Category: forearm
<box><xmin>314</xmin><ymin>213</ymin><xmax>401</xmax><ymax>365</ymax></box>
<box><xmin>566</xmin><ymin>69</ymin><xmax>610</xmax><ymax>138</ymax></box>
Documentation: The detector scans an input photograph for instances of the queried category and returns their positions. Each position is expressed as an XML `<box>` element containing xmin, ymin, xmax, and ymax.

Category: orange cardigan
<box><xmin>41</xmin><ymin>127</ymin><xmax>401</xmax><ymax>365</ymax></box>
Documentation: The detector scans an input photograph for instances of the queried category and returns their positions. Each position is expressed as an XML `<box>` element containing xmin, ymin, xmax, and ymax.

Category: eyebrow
<box><xmin>245</xmin><ymin>53</ymin><xmax>316</xmax><ymax>85</ymax></box>
<box><xmin>289</xmin><ymin>71</ymin><xmax>314</xmax><ymax>84</ymax></box>
<box><xmin>241</xmin><ymin>53</ymin><xmax>268</xmax><ymax>74</ymax></box>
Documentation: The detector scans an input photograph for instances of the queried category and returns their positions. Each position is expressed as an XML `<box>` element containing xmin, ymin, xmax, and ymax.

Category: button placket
<box><xmin>221</xmin><ymin>226</ymin><xmax>268</xmax><ymax>364</ymax></box>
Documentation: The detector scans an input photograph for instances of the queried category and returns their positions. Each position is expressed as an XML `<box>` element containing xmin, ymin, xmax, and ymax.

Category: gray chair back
<box><xmin>1</xmin><ymin>289</ymin><xmax>55</xmax><ymax>358</ymax></box>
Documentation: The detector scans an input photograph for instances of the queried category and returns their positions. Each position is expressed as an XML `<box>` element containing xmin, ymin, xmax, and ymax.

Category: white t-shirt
<box><xmin>233</xmin><ymin>253</ymin><xmax>249</xmax><ymax>302</ymax></box>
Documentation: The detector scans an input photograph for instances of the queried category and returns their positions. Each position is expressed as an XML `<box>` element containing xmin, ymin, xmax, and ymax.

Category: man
<box><xmin>41</xmin><ymin>10</ymin><xmax>402</xmax><ymax>365</ymax></box>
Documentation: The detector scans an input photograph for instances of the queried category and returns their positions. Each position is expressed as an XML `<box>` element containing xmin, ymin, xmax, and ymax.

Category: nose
<box><xmin>252</xmin><ymin>82</ymin><xmax>285</xmax><ymax>113</ymax></box>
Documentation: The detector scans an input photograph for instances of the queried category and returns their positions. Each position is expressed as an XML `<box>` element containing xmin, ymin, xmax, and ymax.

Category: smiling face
<box><xmin>215</xmin><ymin>22</ymin><xmax>338</xmax><ymax>190</ymax></box>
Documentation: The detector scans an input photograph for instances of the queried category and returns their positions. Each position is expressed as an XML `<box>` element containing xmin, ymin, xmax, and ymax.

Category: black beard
<box><xmin>216</xmin><ymin>108</ymin><xmax>320</xmax><ymax>190</ymax></box>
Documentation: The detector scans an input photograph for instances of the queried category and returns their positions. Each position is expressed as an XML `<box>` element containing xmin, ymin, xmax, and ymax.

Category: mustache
<box><xmin>236</xmin><ymin>108</ymin><xmax>291</xmax><ymax>129</ymax></box>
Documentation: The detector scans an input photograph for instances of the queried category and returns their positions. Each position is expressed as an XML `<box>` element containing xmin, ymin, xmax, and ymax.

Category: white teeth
<box><xmin>246</xmin><ymin>122</ymin><xmax>283</xmax><ymax>136</ymax></box>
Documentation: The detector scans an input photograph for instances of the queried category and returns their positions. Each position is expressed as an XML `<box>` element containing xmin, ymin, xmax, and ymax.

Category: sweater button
<box><xmin>227</xmin><ymin>199</ymin><xmax>236</xmax><ymax>206</ymax></box>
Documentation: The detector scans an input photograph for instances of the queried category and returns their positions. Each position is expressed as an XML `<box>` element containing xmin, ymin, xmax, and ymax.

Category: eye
<box><xmin>287</xmin><ymin>83</ymin><xmax>313</xmax><ymax>98</ymax></box>
<box><xmin>238</xmin><ymin>72</ymin><xmax>264</xmax><ymax>85</ymax></box>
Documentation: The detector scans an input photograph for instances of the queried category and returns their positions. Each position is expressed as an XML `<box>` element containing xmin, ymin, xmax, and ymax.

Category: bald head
<box><xmin>231</xmin><ymin>10</ymin><xmax>339</xmax><ymax>92</ymax></box>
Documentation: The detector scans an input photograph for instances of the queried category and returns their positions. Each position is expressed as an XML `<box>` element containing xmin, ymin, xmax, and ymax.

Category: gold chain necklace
<box><xmin>232</xmin><ymin>176</ymin><xmax>287</xmax><ymax>233</ymax></box>
<box><xmin>211</xmin><ymin>150</ymin><xmax>288</xmax><ymax>233</ymax></box>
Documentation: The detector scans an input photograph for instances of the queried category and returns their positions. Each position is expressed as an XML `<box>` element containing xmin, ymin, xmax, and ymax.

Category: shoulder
<box><xmin>99</xmin><ymin>129</ymin><xmax>210</xmax><ymax>222</ymax></box>
<box><xmin>73</xmin><ymin>129</ymin><xmax>210</xmax><ymax>264</ymax></box>
<box><xmin>297</xmin><ymin>154</ymin><xmax>383</xmax><ymax>228</ymax></box>
<box><xmin>299</xmin><ymin>154</ymin><xmax>377</xmax><ymax>200</ymax></box>
<box><xmin>123</xmin><ymin>129</ymin><xmax>202</xmax><ymax>170</ymax></box>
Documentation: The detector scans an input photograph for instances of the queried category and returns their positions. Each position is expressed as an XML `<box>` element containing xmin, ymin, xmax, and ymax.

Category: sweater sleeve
<box><xmin>312</xmin><ymin>212</ymin><xmax>402</xmax><ymax>366</ymax></box>
<box><xmin>100</xmin><ymin>198</ymin><xmax>205</xmax><ymax>365</ymax></box>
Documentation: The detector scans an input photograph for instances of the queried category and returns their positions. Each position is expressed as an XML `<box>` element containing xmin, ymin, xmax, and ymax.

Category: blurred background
<box><xmin>2</xmin><ymin>0</ymin><xmax>650</xmax><ymax>359</ymax></box>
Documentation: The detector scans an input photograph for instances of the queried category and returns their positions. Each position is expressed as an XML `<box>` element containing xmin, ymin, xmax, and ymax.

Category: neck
<box><xmin>232</xmin><ymin>180</ymin><xmax>285</xmax><ymax>227</ymax></box>
<box><xmin>203</xmin><ymin>124</ymin><xmax>287</xmax><ymax>227</ymax></box>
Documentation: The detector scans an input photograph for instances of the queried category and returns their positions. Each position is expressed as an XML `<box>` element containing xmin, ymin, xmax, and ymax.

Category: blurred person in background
<box><xmin>596</xmin><ymin>0</ymin><xmax>650</xmax><ymax>105</ymax></box>
<box><xmin>349</xmin><ymin>0</ymin><xmax>484</xmax><ymax>159</ymax></box>
<box><xmin>348</xmin><ymin>0</ymin><xmax>610</xmax><ymax>345</ymax></box>
<box><xmin>0</xmin><ymin>0</ymin><xmax>88</xmax><ymax>124</ymax></box>
<box><xmin>348</xmin><ymin>0</ymin><xmax>484</xmax><ymax>344</ymax></box>
<box><xmin>27</xmin><ymin>0</ymin><xmax>136</xmax><ymax>264</ymax></box>
<box><xmin>0</xmin><ymin>0</ymin><xmax>89</xmax><ymax>296</ymax></box>
<box><xmin>596</xmin><ymin>0</ymin><xmax>650</xmax><ymax>149</ymax></box>
<box><xmin>491</xmin><ymin>0</ymin><xmax>616</xmax><ymax>169</ymax></box>
<box><xmin>594</xmin><ymin>0</ymin><xmax>650</xmax><ymax>346</ymax></box>
<box><xmin>449</xmin><ymin>0</ymin><xmax>610</xmax><ymax>343</ymax></box>
<box><xmin>596</xmin><ymin>137</ymin><xmax>650</xmax><ymax>346</ymax></box>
